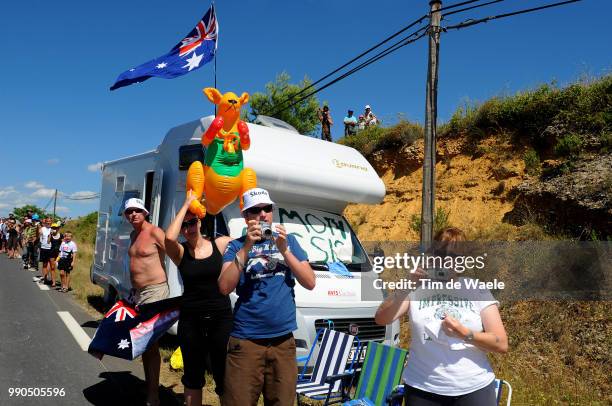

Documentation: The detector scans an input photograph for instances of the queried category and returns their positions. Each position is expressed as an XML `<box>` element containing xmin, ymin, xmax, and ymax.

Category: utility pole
<box><xmin>421</xmin><ymin>0</ymin><xmax>442</xmax><ymax>246</ymax></box>
<box><xmin>52</xmin><ymin>189</ymin><xmax>57</xmax><ymax>218</ymax></box>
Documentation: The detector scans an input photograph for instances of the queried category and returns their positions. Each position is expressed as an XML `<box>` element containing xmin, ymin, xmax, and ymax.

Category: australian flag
<box><xmin>88</xmin><ymin>297</ymin><xmax>181</xmax><ymax>360</ymax></box>
<box><xmin>110</xmin><ymin>4</ymin><xmax>218</xmax><ymax>91</ymax></box>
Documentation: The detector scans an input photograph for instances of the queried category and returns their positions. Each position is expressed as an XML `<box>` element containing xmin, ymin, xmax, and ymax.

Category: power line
<box><xmin>435</xmin><ymin>0</ymin><xmax>484</xmax><ymax>13</ymax></box>
<box><xmin>62</xmin><ymin>194</ymin><xmax>100</xmax><ymax>200</ymax></box>
<box><xmin>269</xmin><ymin>26</ymin><xmax>430</xmax><ymax>117</ymax></box>
<box><xmin>441</xmin><ymin>0</ymin><xmax>505</xmax><ymax>18</ymax></box>
<box><xmin>261</xmin><ymin>14</ymin><xmax>428</xmax><ymax>115</ymax></box>
<box><xmin>443</xmin><ymin>0</ymin><xmax>582</xmax><ymax>30</ymax></box>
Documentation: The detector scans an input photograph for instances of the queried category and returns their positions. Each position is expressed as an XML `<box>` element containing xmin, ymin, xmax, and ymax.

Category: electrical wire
<box><xmin>269</xmin><ymin>26</ymin><xmax>430</xmax><ymax>117</ymax></box>
<box><xmin>443</xmin><ymin>0</ymin><xmax>582</xmax><ymax>30</ymax></box>
<box><xmin>261</xmin><ymin>14</ymin><xmax>429</xmax><ymax>115</ymax></box>
<box><xmin>441</xmin><ymin>0</ymin><xmax>505</xmax><ymax>18</ymax></box>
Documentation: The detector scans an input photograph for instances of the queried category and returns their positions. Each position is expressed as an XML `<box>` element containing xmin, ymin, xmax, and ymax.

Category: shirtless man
<box><xmin>124</xmin><ymin>198</ymin><xmax>168</xmax><ymax>406</ymax></box>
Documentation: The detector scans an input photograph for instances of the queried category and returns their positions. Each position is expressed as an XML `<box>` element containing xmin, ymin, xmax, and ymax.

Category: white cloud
<box><xmin>25</xmin><ymin>181</ymin><xmax>45</xmax><ymax>189</ymax></box>
<box><xmin>0</xmin><ymin>186</ymin><xmax>17</xmax><ymax>198</ymax></box>
<box><xmin>31</xmin><ymin>188</ymin><xmax>56</xmax><ymax>198</ymax></box>
<box><xmin>68</xmin><ymin>191</ymin><xmax>98</xmax><ymax>199</ymax></box>
<box><xmin>87</xmin><ymin>162</ymin><xmax>103</xmax><ymax>172</ymax></box>
<box><xmin>54</xmin><ymin>206</ymin><xmax>70</xmax><ymax>213</ymax></box>
<box><xmin>46</xmin><ymin>158</ymin><xmax>60</xmax><ymax>165</ymax></box>
<box><xmin>0</xmin><ymin>203</ymin><xmax>10</xmax><ymax>209</ymax></box>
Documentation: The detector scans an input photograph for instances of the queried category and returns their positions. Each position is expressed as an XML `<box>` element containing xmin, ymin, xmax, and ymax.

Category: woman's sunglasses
<box><xmin>245</xmin><ymin>204</ymin><xmax>273</xmax><ymax>215</ymax></box>
<box><xmin>181</xmin><ymin>218</ymin><xmax>199</xmax><ymax>229</ymax></box>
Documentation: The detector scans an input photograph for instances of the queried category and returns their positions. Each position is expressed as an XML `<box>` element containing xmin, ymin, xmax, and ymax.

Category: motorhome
<box><xmin>91</xmin><ymin>115</ymin><xmax>400</xmax><ymax>364</ymax></box>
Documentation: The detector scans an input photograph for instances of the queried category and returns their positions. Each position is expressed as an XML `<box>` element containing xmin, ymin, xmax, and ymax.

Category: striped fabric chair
<box><xmin>326</xmin><ymin>342</ymin><xmax>408</xmax><ymax>406</ymax></box>
<box><xmin>296</xmin><ymin>328</ymin><xmax>358</xmax><ymax>405</ymax></box>
<box><xmin>495</xmin><ymin>378</ymin><xmax>513</xmax><ymax>406</ymax></box>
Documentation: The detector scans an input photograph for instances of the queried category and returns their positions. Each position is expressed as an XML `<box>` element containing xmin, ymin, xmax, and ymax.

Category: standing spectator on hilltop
<box><xmin>358</xmin><ymin>115</ymin><xmax>366</xmax><ymax>131</ymax></box>
<box><xmin>57</xmin><ymin>231</ymin><xmax>77</xmax><ymax>293</ymax></box>
<box><xmin>317</xmin><ymin>105</ymin><xmax>333</xmax><ymax>142</ymax></box>
<box><xmin>363</xmin><ymin>104</ymin><xmax>378</xmax><ymax>127</ymax></box>
<box><xmin>343</xmin><ymin>109</ymin><xmax>358</xmax><ymax>136</ymax></box>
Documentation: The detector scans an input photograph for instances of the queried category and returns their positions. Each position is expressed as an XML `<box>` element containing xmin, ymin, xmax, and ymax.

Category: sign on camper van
<box><xmin>227</xmin><ymin>207</ymin><xmax>354</xmax><ymax>263</ymax></box>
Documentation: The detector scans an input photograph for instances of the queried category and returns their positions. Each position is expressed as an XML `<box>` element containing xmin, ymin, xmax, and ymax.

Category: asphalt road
<box><xmin>0</xmin><ymin>255</ymin><xmax>178</xmax><ymax>406</ymax></box>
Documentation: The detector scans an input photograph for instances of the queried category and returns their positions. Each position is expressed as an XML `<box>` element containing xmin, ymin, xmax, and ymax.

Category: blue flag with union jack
<box><xmin>110</xmin><ymin>4</ymin><xmax>218</xmax><ymax>91</ymax></box>
<box><xmin>88</xmin><ymin>297</ymin><xmax>181</xmax><ymax>360</ymax></box>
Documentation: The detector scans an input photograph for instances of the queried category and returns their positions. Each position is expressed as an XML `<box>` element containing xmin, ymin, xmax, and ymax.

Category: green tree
<box><xmin>249</xmin><ymin>72</ymin><xmax>320</xmax><ymax>135</ymax></box>
<box><xmin>12</xmin><ymin>204</ymin><xmax>48</xmax><ymax>220</ymax></box>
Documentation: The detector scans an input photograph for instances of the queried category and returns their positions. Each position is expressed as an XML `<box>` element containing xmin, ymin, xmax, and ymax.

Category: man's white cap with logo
<box><xmin>124</xmin><ymin>198</ymin><xmax>149</xmax><ymax>215</ymax></box>
<box><xmin>365</xmin><ymin>104</ymin><xmax>371</xmax><ymax>109</ymax></box>
<box><xmin>241</xmin><ymin>188</ymin><xmax>275</xmax><ymax>212</ymax></box>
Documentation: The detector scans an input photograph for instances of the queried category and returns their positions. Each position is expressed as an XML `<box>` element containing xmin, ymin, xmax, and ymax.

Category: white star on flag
<box><xmin>117</xmin><ymin>339</ymin><xmax>130</xmax><ymax>350</ymax></box>
<box><xmin>183</xmin><ymin>52</ymin><xmax>203</xmax><ymax>71</ymax></box>
<box><xmin>156</xmin><ymin>62</ymin><xmax>168</xmax><ymax>69</ymax></box>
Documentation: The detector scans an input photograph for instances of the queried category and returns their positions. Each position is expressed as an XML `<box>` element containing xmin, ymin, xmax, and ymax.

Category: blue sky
<box><xmin>0</xmin><ymin>0</ymin><xmax>609</xmax><ymax>218</ymax></box>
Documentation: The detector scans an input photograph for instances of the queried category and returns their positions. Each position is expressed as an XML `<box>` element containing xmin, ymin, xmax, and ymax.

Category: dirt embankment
<box><xmin>344</xmin><ymin>136</ymin><xmax>527</xmax><ymax>241</ymax></box>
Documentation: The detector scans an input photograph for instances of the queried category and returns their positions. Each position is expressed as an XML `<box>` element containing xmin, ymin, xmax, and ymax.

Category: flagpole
<box><xmin>213</xmin><ymin>1</ymin><xmax>217</xmax><ymax>116</ymax></box>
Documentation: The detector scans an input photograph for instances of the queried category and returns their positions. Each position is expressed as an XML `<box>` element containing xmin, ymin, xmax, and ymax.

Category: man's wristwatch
<box><xmin>234</xmin><ymin>253</ymin><xmax>245</xmax><ymax>270</ymax></box>
<box><xmin>464</xmin><ymin>330</ymin><xmax>475</xmax><ymax>342</ymax></box>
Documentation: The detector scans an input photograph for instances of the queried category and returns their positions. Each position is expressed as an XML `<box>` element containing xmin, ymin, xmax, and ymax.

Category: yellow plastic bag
<box><xmin>170</xmin><ymin>346</ymin><xmax>183</xmax><ymax>370</ymax></box>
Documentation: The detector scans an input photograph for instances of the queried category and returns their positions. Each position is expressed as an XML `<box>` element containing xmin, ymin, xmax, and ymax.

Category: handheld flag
<box><xmin>88</xmin><ymin>297</ymin><xmax>181</xmax><ymax>360</ymax></box>
<box><xmin>110</xmin><ymin>4</ymin><xmax>218</xmax><ymax>91</ymax></box>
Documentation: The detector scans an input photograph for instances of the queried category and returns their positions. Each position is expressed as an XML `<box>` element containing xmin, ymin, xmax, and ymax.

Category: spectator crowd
<box><xmin>0</xmin><ymin>210</ymin><xmax>76</xmax><ymax>292</ymax></box>
<box><xmin>317</xmin><ymin>103</ymin><xmax>379</xmax><ymax>141</ymax></box>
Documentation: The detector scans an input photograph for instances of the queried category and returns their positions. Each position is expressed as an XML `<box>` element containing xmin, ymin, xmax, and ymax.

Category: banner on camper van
<box><xmin>228</xmin><ymin>207</ymin><xmax>354</xmax><ymax>263</ymax></box>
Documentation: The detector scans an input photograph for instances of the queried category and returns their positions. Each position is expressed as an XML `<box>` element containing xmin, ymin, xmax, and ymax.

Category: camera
<box><xmin>427</xmin><ymin>267</ymin><xmax>450</xmax><ymax>280</ymax></box>
<box><xmin>259</xmin><ymin>221</ymin><xmax>273</xmax><ymax>240</ymax></box>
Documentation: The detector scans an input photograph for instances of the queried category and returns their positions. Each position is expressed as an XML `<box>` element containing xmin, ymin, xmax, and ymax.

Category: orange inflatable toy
<box><xmin>186</xmin><ymin>88</ymin><xmax>257</xmax><ymax>217</ymax></box>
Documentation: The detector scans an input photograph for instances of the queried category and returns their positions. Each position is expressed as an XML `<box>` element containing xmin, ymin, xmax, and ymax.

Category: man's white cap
<box><xmin>124</xmin><ymin>198</ymin><xmax>149</xmax><ymax>215</ymax></box>
<box><xmin>365</xmin><ymin>104</ymin><xmax>371</xmax><ymax>109</ymax></box>
<box><xmin>25</xmin><ymin>219</ymin><xmax>32</xmax><ymax>223</ymax></box>
<box><xmin>241</xmin><ymin>188</ymin><xmax>275</xmax><ymax>212</ymax></box>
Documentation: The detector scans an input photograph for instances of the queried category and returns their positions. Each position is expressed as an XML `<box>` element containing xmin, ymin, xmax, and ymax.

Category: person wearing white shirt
<box><xmin>375</xmin><ymin>228</ymin><xmax>508</xmax><ymax>406</ymax></box>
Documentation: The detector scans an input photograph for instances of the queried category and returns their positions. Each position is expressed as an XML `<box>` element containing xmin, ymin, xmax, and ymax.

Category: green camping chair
<box><xmin>324</xmin><ymin>342</ymin><xmax>408</xmax><ymax>406</ymax></box>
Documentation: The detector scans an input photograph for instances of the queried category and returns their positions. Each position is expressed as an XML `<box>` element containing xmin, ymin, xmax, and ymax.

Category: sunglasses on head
<box><xmin>181</xmin><ymin>217</ymin><xmax>199</xmax><ymax>229</ymax></box>
<box><xmin>125</xmin><ymin>208</ymin><xmax>144</xmax><ymax>215</ymax></box>
<box><xmin>245</xmin><ymin>204</ymin><xmax>273</xmax><ymax>215</ymax></box>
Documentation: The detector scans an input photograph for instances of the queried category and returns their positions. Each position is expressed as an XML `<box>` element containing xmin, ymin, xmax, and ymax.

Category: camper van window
<box><xmin>178</xmin><ymin>144</ymin><xmax>205</xmax><ymax>170</ymax></box>
<box><xmin>116</xmin><ymin>176</ymin><xmax>125</xmax><ymax>192</ymax></box>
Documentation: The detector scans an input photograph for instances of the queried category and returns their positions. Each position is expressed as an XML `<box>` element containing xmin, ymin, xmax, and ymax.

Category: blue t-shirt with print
<box><xmin>223</xmin><ymin>233</ymin><xmax>308</xmax><ymax>339</ymax></box>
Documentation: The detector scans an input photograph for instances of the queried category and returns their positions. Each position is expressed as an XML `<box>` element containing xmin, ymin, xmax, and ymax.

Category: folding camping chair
<box><xmin>323</xmin><ymin>341</ymin><xmax>408</xmax><ymax>406</ymax></box>
<box><xmin>495</xmin><ymin>378</ymin><xmax>513</xmax><ymax>406</ymax></box>
<box><xmin>296</xmin><ymin>328</ymin><xmax>361</xmax><ymax>405</ymax></box>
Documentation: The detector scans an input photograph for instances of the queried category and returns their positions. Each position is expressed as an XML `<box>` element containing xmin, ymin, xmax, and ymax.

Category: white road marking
<box><xmin>57</xmin><ymin>311</ymin><xmax>91</xmax><ymax>351</ymax></box>
<box><xmin>38</xmin><ymin>283</ymin><xmax>50</xmax><ymax>291</ymax></box>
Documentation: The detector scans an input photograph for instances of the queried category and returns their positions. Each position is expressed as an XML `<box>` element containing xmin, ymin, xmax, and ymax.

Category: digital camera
<box><xmin>259</xmin><ymin>221</ymin><xmax>273</xmax><ymax>240</ymax></box>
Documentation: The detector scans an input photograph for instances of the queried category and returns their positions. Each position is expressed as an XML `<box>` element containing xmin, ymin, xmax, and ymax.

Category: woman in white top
<box><xmin>375</xmin><ymin>227</ymin><xmax>508</xmax><ymax>406</ymax></box>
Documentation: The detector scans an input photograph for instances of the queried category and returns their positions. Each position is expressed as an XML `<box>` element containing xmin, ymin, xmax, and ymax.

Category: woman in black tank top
<box><xmin>165</xmin><ymin>192</ymin><xmax>232</xmax><ymax>406</ymax></box>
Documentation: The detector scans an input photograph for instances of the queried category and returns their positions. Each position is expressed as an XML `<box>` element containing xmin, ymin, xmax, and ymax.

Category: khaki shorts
<box><xmin>134</xmin><ymin>281</ymin><xmax>170</xmax><ymax>306</ymax></box>
<box><xmin>222</xmin><ymin>334</ymin><xmax>297</xmax><ymax>406</ymax></box>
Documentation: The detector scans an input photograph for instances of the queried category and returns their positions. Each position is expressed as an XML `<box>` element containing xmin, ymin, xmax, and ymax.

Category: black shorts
<box><xmin>39</xmin><ymin>248</ymin><xmax>53</xmax><ymax>263</ymax></box>
<box><xmin>7</xmin><ymin>235</ymin><xmax>18</xmax><ymax>250</ymax></box>
<box><xmin>58</xmin><ymin>258</ymin><xmax>73</xmax><ymax>272</ymax></box>
<box><xmin>50</xmin><ymin>250</ymin><xmax>60</xmax><ymax>260</ymax></box>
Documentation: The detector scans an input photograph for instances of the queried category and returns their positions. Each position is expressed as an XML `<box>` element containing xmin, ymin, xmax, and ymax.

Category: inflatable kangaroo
<box><xmin>186</xmin><ymin>88</ymin><xmax>257</xmax><ymax>218</ymax></box>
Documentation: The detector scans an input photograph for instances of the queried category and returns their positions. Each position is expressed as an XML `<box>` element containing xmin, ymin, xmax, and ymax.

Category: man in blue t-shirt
<box><xmin>219</xmin><ymin>187</ymin><xmax>315</xmax><ymax>406</ymax></box>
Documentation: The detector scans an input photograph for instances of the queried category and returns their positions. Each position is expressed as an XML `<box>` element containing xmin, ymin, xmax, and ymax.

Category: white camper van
<box><xmin>91</xmin><ymin>115</ymin><xmax>400</xmax><ymax>365</ymax></box>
